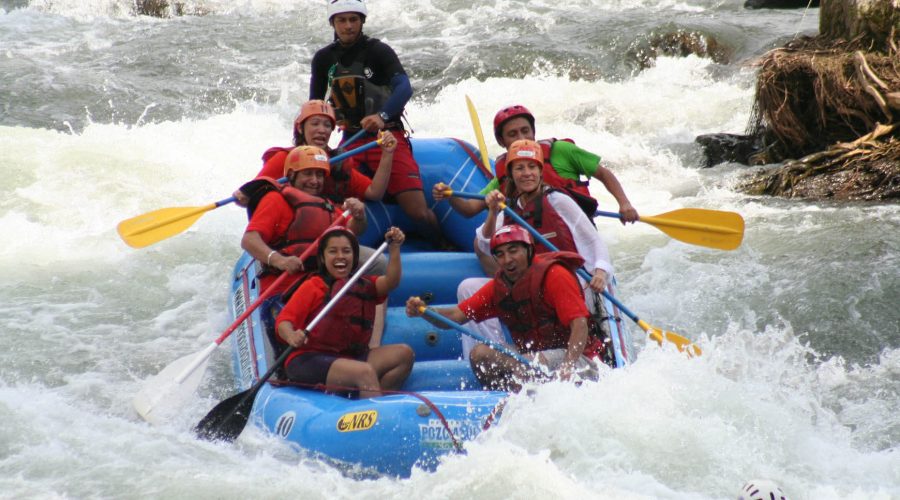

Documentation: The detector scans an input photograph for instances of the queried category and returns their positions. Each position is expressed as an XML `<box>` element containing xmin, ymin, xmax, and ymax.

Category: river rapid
<box><xmin>1</xmin><ymin>1</ymin><xmax>898</xmax><ymax>498</ymax></box>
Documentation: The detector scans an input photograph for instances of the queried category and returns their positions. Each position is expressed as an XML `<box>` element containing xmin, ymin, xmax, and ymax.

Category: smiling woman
<box><xmin>275</xmin><ymin>226</ymin><xmax>412</xmax><ymax>399</ymax></box>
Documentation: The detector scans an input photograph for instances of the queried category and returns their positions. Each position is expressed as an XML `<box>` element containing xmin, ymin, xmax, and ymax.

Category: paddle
<box><xmin>132</xmin><ymin>212</ymin><xmax>352</xmax><ymax>425</ymax></box>
<box><xmin>117</xmin><ymin>140</ymin><xmax>380</xmax><ymax>249</ymax></box>
<box><xmin>595</xmin><ymin>209</ymin><xmax>744</xmax><ymax>251</ymax></box>
<box><xmin>465</xmin><ymin>95</ymin><xmax>495</xmax><ymax>175</ymax></box>
<box><xmin>417</xmin><ymin>305</ymin><xmax>531</xmax><ymax>365</ymax></box>
<box><xmin>497</xmin><ymin>204</ymin><xmax>701</xmax><ymax>357</ymax></box>
<box><xmin>448</xmin><ymin>190</ymin><xmax>743</xmax><ymax>251</ymax></box>
<box><xmin>336</xmin><ymin>128</ymin><xmax>367</xmax><ymax>151</ymax></box>
<box><xmin>194</xmin><ymin>240</ymin><xmax>390</xmax><ymax>443</ymax></box>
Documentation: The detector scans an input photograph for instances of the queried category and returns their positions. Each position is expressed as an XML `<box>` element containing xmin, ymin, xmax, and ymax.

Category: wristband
<box><xmin>266</xmin><ymin>250</ymin><xmax>277</xmax><ymax>266</ymax></box>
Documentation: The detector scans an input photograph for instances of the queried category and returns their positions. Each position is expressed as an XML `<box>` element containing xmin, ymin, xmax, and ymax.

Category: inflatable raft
<box><xmin>227</xmin><ymin>138</ymin><xmax>634</xmax><ymax>477</ymax></box>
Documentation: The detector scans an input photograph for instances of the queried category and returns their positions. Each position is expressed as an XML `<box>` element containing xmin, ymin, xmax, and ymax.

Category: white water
<box><xmin>1</xmin><ymin>1</ymin><xmax>898</xmax><ymax>498</ymax></box>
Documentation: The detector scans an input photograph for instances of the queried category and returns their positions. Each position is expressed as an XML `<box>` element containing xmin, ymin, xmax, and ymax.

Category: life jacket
<box><xmin>493</xmin><ymin>252</ymin><xmax>603</xmax><ymax>357</ymax></box>
<box><xmin>251</xmin><ymin>179</ymin><xmax>338</xmax><ymax>275</ymax></box>
<box><xmin>494</xmin><ymin>139</ymin><xmax>599</xmax><ymax>219</ymax></box>
<box><xmin>290</xmin><ymin>275</ymin><xmax>379</xmax><ymax>359</ymax></box>
<box><xmin>327</xmin><ymin>39</ymin><xmax>396</xmax><ymax>131</ymax></box>
<box><xmin>509</xmin><ymin>188</ymin><xmax>578</xmax><ymax>255</ymax></box>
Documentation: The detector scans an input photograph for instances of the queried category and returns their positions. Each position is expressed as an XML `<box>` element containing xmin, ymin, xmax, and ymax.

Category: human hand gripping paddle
<box><xmin>116</xmin><ymin>140</ymin><xmax>381</xmax><ymax>249</ymax></box>
<box><xmin>132</xmin><ymin>212</ymin><xmax>350</xmax><ymax>424</ymax></box>
<box><xmin>193</xmin><ymin>239</ymin><xmax>391</xmax><ymax>443</ymax></box>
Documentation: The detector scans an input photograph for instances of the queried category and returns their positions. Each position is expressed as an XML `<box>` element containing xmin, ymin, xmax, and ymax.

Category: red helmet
<box><xmin>489</xmin><ymin>224</ymin><xmax>533</xmax><ymax>253</ymax></box>
<box><xmin>493</xmin><ymin>104</ymin><xmax>535</xmax><ymax>146</ymax></box>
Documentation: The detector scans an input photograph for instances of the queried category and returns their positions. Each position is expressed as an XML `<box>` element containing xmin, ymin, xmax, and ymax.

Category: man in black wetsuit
<box><xmin>310</xmin><ymin>0</ymin><xmax>444</xmax><ymax>244</ymax></box>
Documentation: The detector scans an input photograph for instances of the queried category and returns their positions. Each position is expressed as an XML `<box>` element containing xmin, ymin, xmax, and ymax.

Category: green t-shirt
<box><xmin>478</xmin><ymin>140</ymin><xmax>601</xmax><ymax>194</ymax></box>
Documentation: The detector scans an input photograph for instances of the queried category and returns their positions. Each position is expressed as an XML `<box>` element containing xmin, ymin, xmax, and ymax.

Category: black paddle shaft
<box><xmin>194</xmin><ymin>347</ymin><xmax>294</xmax><ymax>442</ymax></box>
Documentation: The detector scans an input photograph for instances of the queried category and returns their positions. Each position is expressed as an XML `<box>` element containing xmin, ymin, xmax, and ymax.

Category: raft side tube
<box><xmin>381</xmin><ymin>305</ymin><xmax>464</xmax><ymax>362</ymax></box>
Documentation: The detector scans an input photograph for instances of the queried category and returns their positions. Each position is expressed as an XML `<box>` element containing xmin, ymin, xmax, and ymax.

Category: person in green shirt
<box><xmin>433</xmin><ymin>104</ymin><xmax>638</xmax><ymax>223</ymax></box>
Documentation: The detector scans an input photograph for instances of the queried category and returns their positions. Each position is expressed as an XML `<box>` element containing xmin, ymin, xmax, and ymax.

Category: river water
<box><xmin>1</xmin><ymin>1</ymin><xmax>898</xmax><ymax>498</ymax></box>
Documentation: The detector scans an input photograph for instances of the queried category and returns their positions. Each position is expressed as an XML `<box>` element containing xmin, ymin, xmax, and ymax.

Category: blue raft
<box><xmin>228</xmin><ymin>138</ymin><xmax>634</xmax><ymax>477</ymax></box>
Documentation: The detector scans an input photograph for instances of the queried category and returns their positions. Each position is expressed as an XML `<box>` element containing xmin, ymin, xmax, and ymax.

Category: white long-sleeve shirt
<box><xmin>475</xmin><ymin>190</ymin><xmax>614</xmax><ymax>277</ymax></box>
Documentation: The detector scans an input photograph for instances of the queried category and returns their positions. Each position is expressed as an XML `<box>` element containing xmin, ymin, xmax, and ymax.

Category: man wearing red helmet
<box><xmin>309</xmin><ymin>0</ymin><xmax>445</xmax><ymax>244</ymax></box>
<box><xmin>433</xmin><ymin>104</ymin><xmax>638</xmax><ymax>223</ymax></box>
<box><xmin>405</xmin><ymin>225</ymin><xmax>604</xmax><ymax>390</ymax></box>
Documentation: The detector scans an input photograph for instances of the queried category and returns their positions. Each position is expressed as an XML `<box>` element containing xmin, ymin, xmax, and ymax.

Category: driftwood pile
<box><xmin>740</xmin><ymin>33</ymin><xmax>900</xmax><ymax>200</ymax></box>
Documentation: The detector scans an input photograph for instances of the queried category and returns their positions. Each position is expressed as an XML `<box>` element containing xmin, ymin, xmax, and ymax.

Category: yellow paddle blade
<box><xmin>117</xmin><ymin>203</ymin><xmax>217</xmax><ymax>248</ymax></box>
<box><xmin>640</xmin><ymin>208</ymin><xmax>745</xmax><ymax>251</ymax></box>
<box><xmin>638</xmin><ymin>320</ymin><xmax>702</xmax><ymax>357</ymax></box>
<box><xmin>465</xmin><ymin>95</ymin><xmax>494</xmax><ymax>175</ymax></box>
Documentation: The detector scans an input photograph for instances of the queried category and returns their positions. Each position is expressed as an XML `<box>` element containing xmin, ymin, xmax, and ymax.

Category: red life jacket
<box><xmin>509</xmin><ymin>188</ymin><xmax>578</xmax><ymax>255</ymax></box>
<box><xmin>276</xmin><ymin>184</ymin><xmax>337</xmax><ymax>254</ymax></box>
<box><xmin>290</xmin><ymin>275</ymin><xmax>378</xmax><ymax>360</ymax></box>
<box><xmin>493</xmin><ymin>252</ymin><xmax>607</xmax><ymax>358</ymax></box>
<box><xmin>252</xmin><ymin>178</ymin><xmax>338</xmax><ymax>276</ymax></box>
<box><xmin>494</xmin><ymin>139</ymin><xmax>599</xmax><ymax>219</ymax></box>
<box><xmin>493</xmin><ymin>252</ymin><xmax>587</xmax><ymax>353</ymax></box>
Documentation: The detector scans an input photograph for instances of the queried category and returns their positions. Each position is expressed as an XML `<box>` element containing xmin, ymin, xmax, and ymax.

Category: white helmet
<box><xmin>737</xmin><ymin>479</ymin><xmax>788</xmax><ymax>500</ymax></box>
<box><xmin>327</xmin><ymin>0</ymin><xmax>367</xmax><ymax>20</ymax></box>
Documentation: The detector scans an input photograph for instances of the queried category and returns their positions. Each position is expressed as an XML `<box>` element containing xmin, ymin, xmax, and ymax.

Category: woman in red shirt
<box><xmin>276</xmin><ymin>226</ymin><xmax>413</xmax><ymax>398</ymax></box>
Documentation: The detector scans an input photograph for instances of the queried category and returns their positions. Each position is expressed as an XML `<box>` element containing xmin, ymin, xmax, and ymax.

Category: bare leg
<box><xmin>367</xmin><ymin>344</ymin><xmax>415</xmax><ymax>390</ymax></box>
<box><xmin>326</xmin><ymin>358</ymin><xmax>382</xmax><ymax>398</ymax></box>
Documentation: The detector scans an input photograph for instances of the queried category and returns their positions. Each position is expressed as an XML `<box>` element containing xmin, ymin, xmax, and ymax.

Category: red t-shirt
<box><xmin>459</xmin><ymin>264</ymin><xmax>589</xmax><ymax>328</ymax></box>
<box><xmin>258</xmin><ymin>149</ymin><xmax>371</xmax><ymax>200</ymax></box>
<box><xmin>245</xmin><ymin>191</ymin><xmax>293</xmax><ymax>243</ymax></box>
<box><xmin>244</xmin><ymin>192</ymin><xmax>297</xmax><ymax>295</ymax></box>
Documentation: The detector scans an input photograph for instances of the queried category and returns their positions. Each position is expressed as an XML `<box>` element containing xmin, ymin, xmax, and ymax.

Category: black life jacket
<box><xmin>328</xmin><ymin>49</ymin><xmax>393</xmax><ymax>130</ymax></box>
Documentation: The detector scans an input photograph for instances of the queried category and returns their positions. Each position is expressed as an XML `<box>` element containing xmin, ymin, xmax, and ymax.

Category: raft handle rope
<box><xmin>451</xmin><ymin>138</ymin><xmax>494</xmax><ymax>179</ymax></box>
<box><xmin>482</xmin><ymin>399</ymin><xmax>507</xmax><ymax>432</ymax></box>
